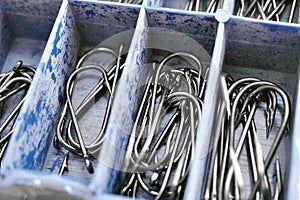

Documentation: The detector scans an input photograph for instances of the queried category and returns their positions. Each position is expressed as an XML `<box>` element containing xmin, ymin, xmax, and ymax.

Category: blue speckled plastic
<box><xmin>2</xmin><ymin>0</ymin><xmax>77</xmax><ymax>172</ymax></box>
<box><xmin>0</xmin><ymin>0</ymin><xmax>299</xmax><ymax>199</ymax></box>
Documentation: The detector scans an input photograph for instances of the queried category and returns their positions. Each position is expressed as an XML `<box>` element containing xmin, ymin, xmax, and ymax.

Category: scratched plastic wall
<box><xmin>0</xmin><ymin>0</ymin><xmax>298</xmax><ymax>200</ymax></box>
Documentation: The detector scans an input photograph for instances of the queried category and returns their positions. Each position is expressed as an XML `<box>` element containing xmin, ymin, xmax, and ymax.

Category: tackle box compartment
<box><xmin>0</xmin><ymin>0</ymin><xmax>299</xmax><ymax>199</ymax></box>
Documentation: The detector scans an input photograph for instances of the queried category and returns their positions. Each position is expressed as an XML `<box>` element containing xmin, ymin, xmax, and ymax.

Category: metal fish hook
<box><xmin>235</xmin><ymin>0</ymin><xmax>296</xmax><ymax>23</ymax></box>
<box><xmin>228</xmin><ymin>81</ymin><xmax>289</xmax><ymax>199</ymax></box>
<box><xmin>185</xmin><ymin>0</ymin><xmax>222</xmax><ymax>12</ymax></box>
<box><xmin>0</xmin><ymin>61</ymin><xmax>35</xmax><ymax>165</ymax></box>
<box><xmin>205</xmin><ymin>75</ymin><xmax>290</xmax><ymax>199</ymax></box>
<box><xmin>54</xmin><ymin>45</ymin><xmax>125</xmax><ymax>174</ymax></box>
<box><xmin>120</xmin><ymin>51</ymin><xmax>207</xmax><ymax>199</ymax></box>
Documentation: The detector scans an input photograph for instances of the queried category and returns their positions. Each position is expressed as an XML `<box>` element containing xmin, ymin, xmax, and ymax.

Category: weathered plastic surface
<box><xmin>0</xmin><ymin>0</ymin><xmax>299</xmax><ymax>199</ymax></box>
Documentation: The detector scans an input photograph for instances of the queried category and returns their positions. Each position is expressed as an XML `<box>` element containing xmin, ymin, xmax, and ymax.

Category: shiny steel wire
<box><xmin>185</xmin><ymin>0</ymin><xmax>223</xmax><ymax>12</ymax></box>
<box><xmin>203</xmin><ymin>75</ymin><xmax>290</xmax><ymax>200</ymax></box>
<box><xmin>0</xmin><ymin>61</ymin><xmax>35</xmax><ymax>164</ymax></box>
<box><xmin>120</xmin><ymin>52</ymin><xmax>208</xmax><ymax>199</ymax></box>
<box><xmin>54</xmin><ymin>45</ymin><xmax>125</xmax><ymax>174</ymax></box>
<box><xmin>235</xmin><ymin>0</ymin><xmax>297</xmax><ymax>23</ymax></box>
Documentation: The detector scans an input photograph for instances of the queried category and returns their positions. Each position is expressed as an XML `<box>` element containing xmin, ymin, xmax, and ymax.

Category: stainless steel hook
<box><xmin>0</xmin><ymin>61</ymin><xmax>35</xmax><ymax>165</ymax></box>
<box><xmin>54</xmin><ymin>45</ymin><xmax>125</xmax><ymax>174</ymax></box>
<box><xmin>204</xmin><ymin>75</ymin><xmax>290</xmax><ymax>199</ymax></box>
<box><xmin>236</xmin><ymin>0</ymin><xmax>296</xmax><ymax>23</ymax></box>
<box><xmin>120</xmin><ymin>51</ymin><xmax>207</xmax><ymax>199</ymax></box>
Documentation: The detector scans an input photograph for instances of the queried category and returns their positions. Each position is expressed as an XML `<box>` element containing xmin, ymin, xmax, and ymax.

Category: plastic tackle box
<box><xmin>0</xmin><ymin>0</ymin><xmax>299</xmax><ymax>199</ymax></box>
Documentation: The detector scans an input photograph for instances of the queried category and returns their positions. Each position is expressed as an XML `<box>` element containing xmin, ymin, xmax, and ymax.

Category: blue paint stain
<box><xmin>16</xmin><ymin>111</ymin><xmax>37</xmax><ymax>140</ymax></box>
<box><xmin>268</xmin><ymin>24</ymin><xmax>280</xmax><ymax>33</ymax></box>
<box><xmin>184</xmin><ymin>18</ymin><xmax>194</xmax><ymax>23</ymax></box>
<box><xmin>86</xmin><ymin>10</ymin><xmax>96</xmax><ymax>16</ymax></box>
<box><xmin>166</xmin><ymin>14</ymin><xmax>176</xmax><ymax>21</ymax></box>
<box><xmin>25</xmin><ymin>149</ymin><xmax>36</xmax><ymax>169</ymax></box>
<box><xmin>58</xmin><ymin>86</ymin><xmax>63</xmax><ymax>103</ymax></box>
<box><xmin>51</xmin><ymin>73</ymin><xmax>57</xmax><ymax>82</ymax></box>
<box><xmin>47</xmin><ymin>57</ymin><xmax>53</xmax><ymax>72</ymax></box>
<box><xmin>36</xmin><ymin>139</ymin><xmax>46</xmax><ymax>167</ymax></box>
<box><xmin>61</xmin><ymin>68</ymin><xmax>66</xmax><ymax>75</ymax></box>
<box><xmin>36</xmin><ymin>98</ymin><xmax>42</xmax><ymax>113</ymax></box>
<box><xmin>63</xmin><ymin>52</ymin><xmax>69</xmax><ymax>64</ymax></box>
<box><xmin>52</xmin><ymin>21</ymin><xmax>63</xmax><ymax>57</ymax></box>
<box><xmin>51</xmin><ymin>157</ymin><xmax>62</xmax><ymax>171</ymax></box>
<box><xmin>99</xmin><ymin>13</ymin><xmax>106</xmax><ymax>18</ymax></box>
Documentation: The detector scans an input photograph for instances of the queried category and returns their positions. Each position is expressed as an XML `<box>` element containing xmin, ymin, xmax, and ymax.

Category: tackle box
<box><xmin>0</xmin><ymin>0</ymin><xmax>299</xmax><ymax>199</ymax></box>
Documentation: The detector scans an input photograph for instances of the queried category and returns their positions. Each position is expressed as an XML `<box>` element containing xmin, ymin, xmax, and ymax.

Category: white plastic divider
<box><xmin>223</xmin><ymin>0</ymin><xmax>235</xmax><ymax>14</ymax></box>
<box><xmin>1</xmin><ymin>0</ymin><xmax>79</xmax><ymax>174</ymax></box>
<box><xmin>286</xmin><ymin>60</ymin><xmax>300</xmax><ymax>200</ymax></box>
<box><xmin>185</xmin><ymin>1</ymin><xmax>300</xmax><ymax>198</ymax></box>
<box><xmin>90</xmin><ymin>4</ymin><xmax>149</xmax><ymax>195</ymax></box>
<box><xmin>0</xmin><ymin>0</ymin><xmax>299</xmax><ymax>199</ymax></box>
<box><xmin>90</xmin><ymin>2</ymin><xmax>218</xmax><ymax>199</ymax></box>
<box><xmin>0</xmin><ymin>0</ymin><xmax>140</xmax><ymax>198</ymax></box>
<box><xmin>0</xmin><ymin>0</ymin><xmax>86</xmax><ymax>197</ymax></box>
<box><xmin>183</xmin><ymin>10</ymin><xmax>229</xmax><ymax>200</ymax></box>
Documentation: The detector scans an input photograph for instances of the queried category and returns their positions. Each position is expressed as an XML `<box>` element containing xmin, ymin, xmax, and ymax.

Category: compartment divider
<box><xmin>1</xmin><ymin>0</ymin><xmax>78</xmax><ymax>173</ymax></box>
<box><xmin>90</xmin><ymin>5</ymin><xmax>149</xmax><ymax>195</ymax></box>
<box><xmin>184</xmin><ymin>16</ymin><xmax>228</xmax><ymax>200</ymax></box>
<box><xmin>286</xmin><ymin>60</ymin><xmax>300</xmax><ymax>200</ymax></box>
<box><xmin>0</xmin><ymin>0</ymin><xmax>298</xmax><ymax>199</ymax></box>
